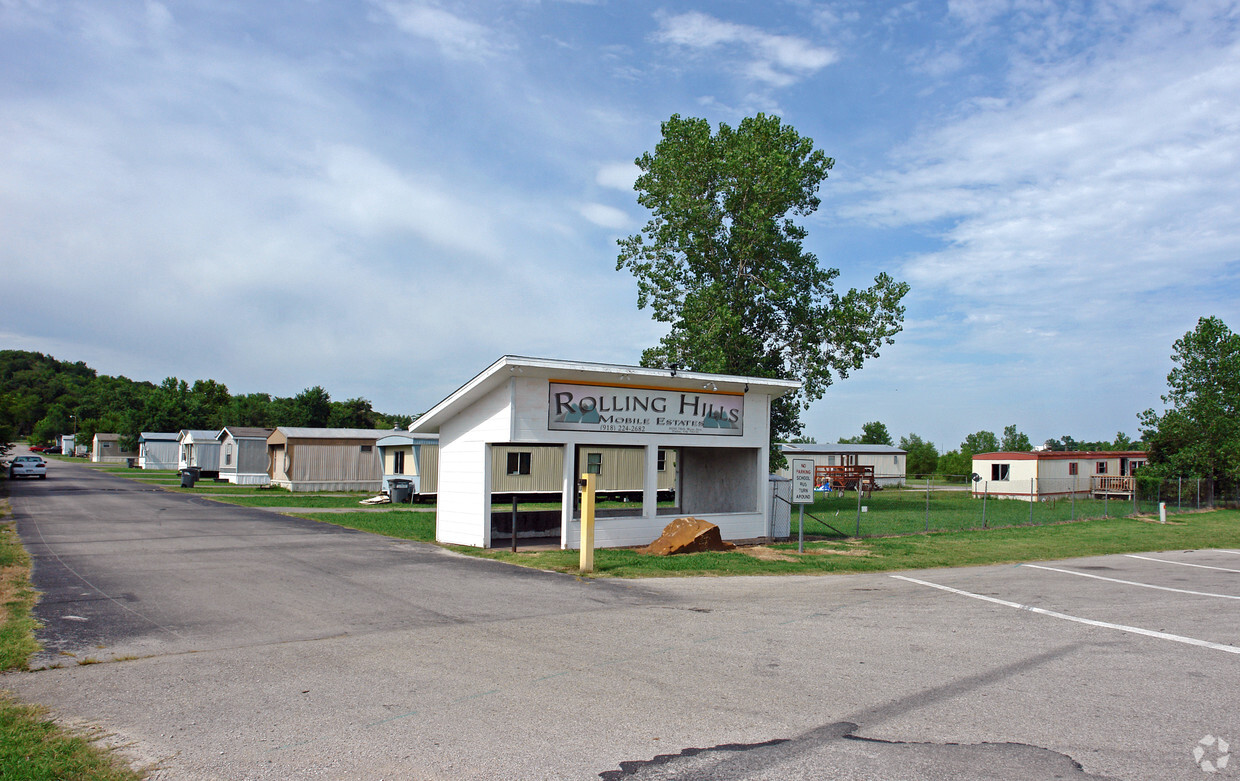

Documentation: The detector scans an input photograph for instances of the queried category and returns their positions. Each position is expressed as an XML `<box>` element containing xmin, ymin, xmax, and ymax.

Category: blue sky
<box><xmin>3</xmin><ymin>0</ymin><xmax>1238</xmax><ymax>451</ymax></box>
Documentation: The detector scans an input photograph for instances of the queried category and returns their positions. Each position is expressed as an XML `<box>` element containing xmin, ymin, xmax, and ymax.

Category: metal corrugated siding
<box><xmin>579</xmin><ymin>446</ymin><xmax>644</xmax><ymax>491</ymax></box>
<box><xmin>490</xmin><ymin>445</ymin><xmax>564</xmax><ymax>493</ymax></box>
<box><xmin>291</xmin><ymin>441</ymin><xmax>383</xmax><ymax>483</ymax></box>
<box><xmin>419</xmin><ymin>444</ymin><xmax>439</xmax><ymax>493</ymax></box>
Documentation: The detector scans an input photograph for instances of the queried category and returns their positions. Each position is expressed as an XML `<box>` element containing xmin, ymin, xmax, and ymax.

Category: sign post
<box><xmin>791</xmin><ymin>458</ymin><xmax>814</xmax><ymax>553</ymax></box>
<box><xmin>579</xmin><ymin>473</ymin><xmax>596</xmax><ymax>573</ymax></box>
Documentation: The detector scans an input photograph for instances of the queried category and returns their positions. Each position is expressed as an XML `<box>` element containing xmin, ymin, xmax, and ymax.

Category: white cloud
<box><xmin>595</xmin><ymin>162</ymin><xmax>639</xmax><ymax>191</ymax></box>
<box><xmin>577</xmin><ymin>202</ymin><xmax>630</xmax><ymax>229</ymax></box>
<box><xmin>373</xmin><ymin>1</ymin><xmax>503</xmax><ymax>60</ymax></box>
<box><xmin>652</xmin><ymin>11</ymin><xmax>837</xmax><ymax>87</ymax></box>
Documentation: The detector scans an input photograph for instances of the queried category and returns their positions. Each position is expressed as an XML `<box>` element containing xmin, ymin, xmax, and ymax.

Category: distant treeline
<box><xmin>0</xmin><ymin>350</ymin><xmax>413</xmax><ymax>451</ymax></box>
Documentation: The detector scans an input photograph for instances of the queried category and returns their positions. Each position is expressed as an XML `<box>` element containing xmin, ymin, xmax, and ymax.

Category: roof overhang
<box><xmin>410</xmin><ymin>355</ymin><xmax>801</xmax><ymax>435</ymax></box>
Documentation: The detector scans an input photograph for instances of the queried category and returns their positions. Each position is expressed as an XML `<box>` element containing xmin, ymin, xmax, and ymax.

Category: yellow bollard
<box><xmin>579</xmin><ymin>472</ymin><xmax>596</xmax><ymax>573</ymax></box>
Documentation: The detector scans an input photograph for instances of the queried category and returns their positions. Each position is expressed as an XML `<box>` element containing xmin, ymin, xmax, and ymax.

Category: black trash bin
<box><xmin>388</xmin><ymin>478</ymin><xmax>413</xmax><ymax>504</ymax></box>
<box><xmin>126</xmin><ymin>457</ymin><xmax>137</xmax><ymax>468</ymax></box>
<box><xmin>180</xmin><ymin>467</ymin><xmax>200</xmax><ymax>488</ymax></box>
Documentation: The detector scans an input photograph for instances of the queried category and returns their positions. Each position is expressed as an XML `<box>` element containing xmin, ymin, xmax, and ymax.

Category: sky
<box><xmin>2</xmin><ymin>0</ymin><xmax>1239</xmax><ymax>451</ymax></box>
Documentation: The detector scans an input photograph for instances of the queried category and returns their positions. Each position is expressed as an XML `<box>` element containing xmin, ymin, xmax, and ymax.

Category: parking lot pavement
<box><xmin>3</xmin><ymin>463</ymin><xmax>1237</xmax><ymax>779</ymax></box>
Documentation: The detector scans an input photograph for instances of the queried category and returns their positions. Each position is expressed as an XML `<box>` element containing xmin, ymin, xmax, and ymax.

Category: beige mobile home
<box><xmin>778</xmin><ymin>443</ymin><xmax>907</xmax><ymax>487</ymax></box>
<box><xmin>91</xmin><ymin>433</ymin><xmax>137</xmax><ymax>464</ymax></box>
<box><xmin>971</xmin><ymin>451</ymin><xmax>1148</xmax><ymax>501</ymax></box>
<box><xmin>267</xmin><ymin>427</ymin><xmax>392</xmax><ymax>492</ymax></box>
<box><xmin>217</xmin><ymin>427</ymin><xmax>274</xmax><ymax>485</ymax></box>
<box><xmin>376</xmin><ymin>432</ymin><xmax>439</xmax><ymax>494</ymax></box>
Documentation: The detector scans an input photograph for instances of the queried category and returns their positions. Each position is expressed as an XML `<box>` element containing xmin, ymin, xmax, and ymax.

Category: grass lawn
<box><xmin>0</xmin><ymin>496</ymin><xmax>144</xmax><ymax>781</ymax></box>
<box><xmin>293</xmin><ymin>511</ymin><xmax>437</xmax><ymax>541</ymax></box>
<box><xmin>798</xmin><ymin>487</ymin><xmax>1185</xmax><ymax>537</ymax></box>
<box><xmin>448</xmin><ymin>509</ymin><xmax>1240</xmax><ymax>577</ymax></box>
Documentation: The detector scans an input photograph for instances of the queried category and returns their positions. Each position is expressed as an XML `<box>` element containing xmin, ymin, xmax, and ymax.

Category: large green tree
<box><xmin>616</xmin><ymin>114</ymin><xmax>908</xmax><ymax>467</ymax></box>
<box><xmin>1139</xmin><ymin>316</ymin><xmax>1240</xmax><ymax>480</ymax></box>
<box><xmin>1000</xmin><ymin>424</ymin><xmax>1032</xmax><ymax>452</ymax></box>
<box><xmin>899</xmin><ymin>433</ymin><xmax>939</xmax><ymax>477</ymax></box>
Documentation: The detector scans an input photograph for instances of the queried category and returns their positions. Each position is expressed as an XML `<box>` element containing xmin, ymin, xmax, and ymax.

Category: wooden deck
<box><xmin>1091</xmin><ymin>475</ymin><xmax>1135</xmax><ymax>498</ymax></box>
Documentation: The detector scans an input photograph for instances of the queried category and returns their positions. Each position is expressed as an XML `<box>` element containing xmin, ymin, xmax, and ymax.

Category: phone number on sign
<box><xmin>598</xmin><ymin>424</ymin><xmax>650</xmax><ymax>433</ymax></box>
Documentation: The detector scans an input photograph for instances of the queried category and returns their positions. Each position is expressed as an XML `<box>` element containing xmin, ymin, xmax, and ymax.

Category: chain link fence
<box><xmin>789</xmin><ymin>474</ymin><xmax>1240</xmax><ymax>539</ymax></box>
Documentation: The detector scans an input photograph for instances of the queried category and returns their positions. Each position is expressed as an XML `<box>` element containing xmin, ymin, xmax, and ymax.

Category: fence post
<box><xmin>1029</xmin><ymin>478</ymin><xmax>1035</xmax><ymax>525</ymax></box>
<box><xmin>1071</xmin><ymin>475</ymin><xmax>1076</xmax><ymax>520</ymax></box>
<box><xmin>1104</xmin><ymin>488</ymin><xmax>1108</xmax><ymax>519</ymax></box>
<box><xmin>925</xmin><ymin>477</ymin><xmax>930</xmax><ymax>533</ymax></box>
<box><xmin>855</xmin><ymin>483</ymin><xmax>863</xmax><ymax>537</ymax></box>
<box><xmin>982</xmin><ymin>484</ymin><xmax>988</xmax><ymax>529</ymax></box>
<box><xmin>1178</xmin><ymin>477</ymin><xmax>1182</xmax><ymax>513</ymax></box>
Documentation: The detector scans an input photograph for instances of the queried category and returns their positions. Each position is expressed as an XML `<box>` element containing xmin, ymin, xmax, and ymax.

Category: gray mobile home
<box><xmin>139</xmin><ymin>432</ymin><xmax>180</xmax><ymax>470</ymax></box>
<box><xmin>217</xmin><ymin>427</ymin><xmax>274</xmax><ymax>485</ymax></box>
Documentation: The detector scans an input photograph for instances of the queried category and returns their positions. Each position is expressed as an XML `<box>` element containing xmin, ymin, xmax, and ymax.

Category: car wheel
<box><xmin>40</xmin><ymin>473</ymin><xmax>47</xmax><ymax>479</ymax></box>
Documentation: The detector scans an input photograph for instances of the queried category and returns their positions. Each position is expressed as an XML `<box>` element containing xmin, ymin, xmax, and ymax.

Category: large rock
<box><xmin>639</xmin><ymin>517</ymin><xmax>737</xmax><ymax>555</ymax></box>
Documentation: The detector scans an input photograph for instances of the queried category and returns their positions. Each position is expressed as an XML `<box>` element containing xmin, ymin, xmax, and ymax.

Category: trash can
<box><xmin>180</xmin><ymin>467</ymin><xmax>200</xmax><ymax>488</ymax></box>
<box><xmin>388</xmin><ymin>478</ymin><xmax>413</xmax><ymax>504</ymax></box>
<box><xmin>126</xmin><ymin>457</ymin><xmax>137</xmax><ymax>468</ymax></box>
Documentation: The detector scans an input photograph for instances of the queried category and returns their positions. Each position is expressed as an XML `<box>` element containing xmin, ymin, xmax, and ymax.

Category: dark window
<box><xmin>360</xmin><ymin>445</ymin><xmax>372</xmax><ymax>453</ymax></box>
<box><xmin>507</xmin><ymin>451</ymin><xmax>531</xmax><ymax>476</ymax></box>
<box><xmin>393</xmin><ymin>450</ymin><xmax>405</xmax><ymax>474</ymax></box>
<box><xmin>225</xmin><ymin>444</ymin><xmax>233</xmax><ymax>466</ymax></box>
<box><xmin>657</xmin><ymin>449</ymin><xmax>667</xmax><ymax>472</ymax></box>
<box><xmin>991</xmin><ymin>463</ymin><xmax>1010</xmax><ymax>481</ymax></box>
<box><xmin>1068</xmin><ymin>462</ymin><xmax>1078</xmax><ymax>476</ymax></box>
<box><xmin>1096</xmin><ymin>462</ymin><xmax>1107</xmax><ymax>474</ymax></box>
<box><xmin>586</xmin><ymin>452</ymin><xmax>602</xmax><ymax>475</ymax></box>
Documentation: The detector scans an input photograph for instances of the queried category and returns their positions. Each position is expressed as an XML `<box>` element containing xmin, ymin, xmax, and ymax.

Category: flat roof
<box><xmin>973</xmin><ymin>450</ymin><xmax>1148</xmax><ymax>460</ymax></box>
<box><xmin>411</xmin><ymin>355</ymin><xmax>800</xmax><ymax>434</ymax></box>
<box><xmin>781</xmin><ymin>443</ymin><xmax>906</xmax><ymax>455</ymax></box>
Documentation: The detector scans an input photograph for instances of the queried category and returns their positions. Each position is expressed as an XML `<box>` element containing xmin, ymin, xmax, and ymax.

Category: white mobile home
<box><xmin>971</xmin><ymin>451</ymin><xmax>1149</xmax><ymax>501</ymax></box>
<box><xmin>59</xmin><ymin>434</ymin><xmax>75</xmax><ymax>456</ymax></box>
<box><xmin>138</xmin><ymin>432</ymin><xmax>180</xmax><ymax>470</ymax></box>
<box><xmin>216</xmin><ymin>427</ymin><xmax>274</xmax><ymax>485</ymax></box>
<box><xmin>408</xmin><ymin>355</ymin><xmax>799</xmax><ymax>549</ymax></box>
<box><xmin>178</xmin><ymin>430</ymin><xmax>222</xmax><ymax>477</ymax></box>
<box><xmin>778</xmin><ymin>443</ymin><xmax>907</xmax><ymax>487</ymax></box>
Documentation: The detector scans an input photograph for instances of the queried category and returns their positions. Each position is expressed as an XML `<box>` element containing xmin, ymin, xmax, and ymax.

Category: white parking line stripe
<box><xmin>890</xmin><ymin>575</ymin><xmax>1240</xmax><ymax>655</ymax></box>
<box><xmin>1219</xmin><ymin>550</ymin><xmax>1240</xmax><ymax>555</ymax></box>
<box><xmin>1125</xmin><ymin>554</ymin><xmax>1240</xmax><ymax>574</ymax></box>
<box><xmin>1023</xmin><ymin>564</ymin><xmax>1240</xmax><ymax>600</ymax></box>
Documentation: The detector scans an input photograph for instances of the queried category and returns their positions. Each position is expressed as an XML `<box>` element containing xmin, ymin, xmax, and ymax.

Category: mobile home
<box><xmin>138</xmin><ymin>432</ymin><xmax>180</xmax><ymax>470</ymax></box>
<box><xmin>216</xmin><ymin>427</ymin><xmax>274</xmax><ymax>485</ymax></box>
<box><xmin>266</xmin><ymin>427</ymin><xmax>393</xmax><ymax>492</ymax></box>
<box><xmin>971</xmin><ymin>451</ymin><xmax>1149</xmax><ymax>501</ymax></box>
<box><xmin>178</xmin><ymin>430</ymin><xmax>222</xmax><ymax>478</ymax></box>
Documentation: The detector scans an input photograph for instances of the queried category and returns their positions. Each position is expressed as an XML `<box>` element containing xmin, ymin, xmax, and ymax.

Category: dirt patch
<box><xmin>739</xmin><ymin>545</ymin><xmax>872</xmax><ymax>561</ymax></box>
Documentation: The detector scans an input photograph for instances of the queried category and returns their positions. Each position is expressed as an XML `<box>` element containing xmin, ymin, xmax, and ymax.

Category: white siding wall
<box><xmin>435</xmin><ymin>385</ymin><xmax>512</xmax><ymax>547</ymax></box>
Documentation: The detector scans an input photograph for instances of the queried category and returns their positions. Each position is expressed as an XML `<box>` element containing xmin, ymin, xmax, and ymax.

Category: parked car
<box><xmin>8</xmin><ymin>455</ymin><xmax>47</xmax><ymax>479</ymax></box>
<box><xmin>44</xmin><ymin>445</ymin><xmax>62</xmax><ymax>454</ymax></box>
<box><xmin>28</xmin><ymin>445</ymin><xmax>48</xmax><ymax>452</ymax></box>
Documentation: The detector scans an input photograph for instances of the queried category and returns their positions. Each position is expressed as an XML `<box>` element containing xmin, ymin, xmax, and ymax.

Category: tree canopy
<box><xmin>616</xmin><ymin>114</ymin><xmax>908</xmax><ymax>467</ymax></box>
<box><xmin>899</xmin><ymin>433</ymin><xmax>939</xmax><ymax>477</ymax></box>
<box><xmin>1139</xmin><ymin>316</ymin><xmax>1240</xmax><ymax>480</ymax></box>
<box><xmin>0</xmin><ymin>349</ymin><xmax>414</xmax><ymax>451</ymax></box>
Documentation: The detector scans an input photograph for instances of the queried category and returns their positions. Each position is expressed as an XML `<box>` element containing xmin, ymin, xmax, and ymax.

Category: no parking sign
<box><xmin>792</xmin><ymin>458</ymin><xmax>815</xmax><ymax>504</ymax></box>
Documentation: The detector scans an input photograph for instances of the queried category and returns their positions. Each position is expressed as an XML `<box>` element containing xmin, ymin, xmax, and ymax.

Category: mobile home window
<box><xmin>506</xmin><ymin>451</ymin><xmax>531</xmax><ymax>476</ymax></box>
<box><xmin>225</xmin><ymin>444</ymin><xmax>233</xmax><ymax>466</ymax></box>
<box><xmin>991</xmin><ymin>463</ymin><xmax>1010</xmax><ymax>481</ymax></box>
<box><xmin>360</xmin><ymin>445</ymin><xmax>372</xmax><ymax>453</ymax></box>
<box><xmin>586</xmin><ymin>452</ymin><xmax>602</xmax><ymax>475</ymax></box>
<box><xmin>393</xmin><ymin>450</ymin><xmax>405</xmax><ymax>474</ymax></box>
<box><xmin>1096</xmin><ymin>462</ymin><xmax>1107</xmax><ymax>474</ymax></box>
<box><xmin>1068</xmin><ymin>462</ymin><xmax>1078</xmax><ymax>476</ymax></box>
<box><xmin>657</xmin><ymin>449</ymin><xmax>667</xmax><ymax>472</ymax></box>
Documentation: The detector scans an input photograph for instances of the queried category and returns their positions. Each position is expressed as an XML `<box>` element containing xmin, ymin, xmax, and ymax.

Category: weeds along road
<box><xmin>4</xmin><ymin>457</ymin><xmax>1235</xmax><ymax>780</ymax></box>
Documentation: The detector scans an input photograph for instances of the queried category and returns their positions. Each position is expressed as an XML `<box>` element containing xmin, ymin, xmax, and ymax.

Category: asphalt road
<box><xmin>3</xmin><ymin>454</ymin><xmax>1238</xmax><ymax>780</ymax></box>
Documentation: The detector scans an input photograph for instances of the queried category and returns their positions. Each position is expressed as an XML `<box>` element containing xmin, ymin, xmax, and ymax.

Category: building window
<box><xmin>1096</xmin><ymin>462</ymin><xmax>1107</xmax><ymax>474</ymax></box>
<box><xmin>657</xmin><ymin>449</ymin><xmax>667</xmax><ymax>472</ymax></box>
<box><xmin>586</xmin><ymin>452</ymin><xmax>602</xmax><ymax>475</ymax></box>
<box><xmin>827</xmin><ymin>455</ymin><xmax>836</xmax><ymax>466</ymax></box>
<box><xmin>991</xmin><ymin>463</ymin><xmax>1010</xmax><ymax>481</ymax></box>
<box><xmin>1068</xmin><ymin>462</ymin><xmax>1078</xmax><ymax>476</ymax></box>
<box><xmin>360</xmin><ymin>445</ymin><xmax>372</xmax><ymax>453</ymax></box>
<box><xmin>507</xmin><ymin>451</ymin><xmax>531</xmax><ymax>476</ymax></box>
<box><xmin>393</xmin><ymin>450</ymin><xmax>405</xmax><ymax>474</ymax></box>
<box><xmin>225</xmin><ymin>444</ymin><xmax>233</xmax><ymax>466</ymax></box>
<box><xmin>1131</xmin><ymin>460</ymin><xmax>1145</xmax><ymax>474</ymax></box>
